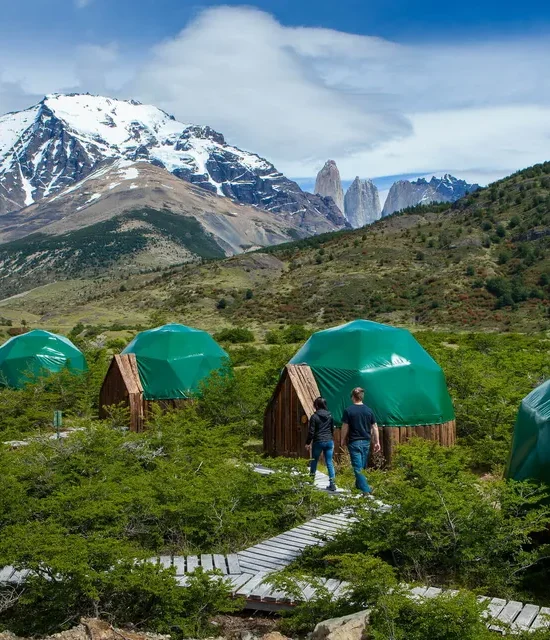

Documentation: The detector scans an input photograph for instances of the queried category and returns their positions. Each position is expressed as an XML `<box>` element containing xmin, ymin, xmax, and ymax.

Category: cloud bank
<box><xmin>1</xmin><ymin>5</ymin><xmax>550</xmax><ymax>185</ymax></box>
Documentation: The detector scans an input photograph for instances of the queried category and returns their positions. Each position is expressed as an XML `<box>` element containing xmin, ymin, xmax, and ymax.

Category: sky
<box><xmin>1</xmin><ymin>0</ymin><xmax>550</xmax><ymax>190</ymax></box>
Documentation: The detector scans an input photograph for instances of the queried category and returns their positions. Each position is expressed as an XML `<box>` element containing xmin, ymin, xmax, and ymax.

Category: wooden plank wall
<box><xmin>264</xmin><ymin>370</ymin><xmax>310</xmax><ymax>458</ymax></box>
<box><xmin>99</xmin><ymin>354</ymin><xmax>145</xmax><ymax>433</ymax></box>
<box><xmin>379</xmin><ymin>420</ymin><xmax>456</xmax><ymax>466</ymax></box>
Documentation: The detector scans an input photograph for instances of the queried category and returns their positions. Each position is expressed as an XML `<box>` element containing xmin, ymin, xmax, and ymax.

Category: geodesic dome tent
<box><xmin>506</xmin><ymin>380</ymin><xmax>550</xmax><ymax>486</ymax></box>
<box><xmin>0</xmin><ymin>329</ymin><xmax>87</xmax><ymax>389</ymax></box>
<box><xmin>100</xmin><ymin>324</ymin><xmax>229</xmax><ymax>431</ymax></box>
<box><xmin>265</xmin><ymin>319</ymin><xmax>455</xmax><ymax>464</ymax></box>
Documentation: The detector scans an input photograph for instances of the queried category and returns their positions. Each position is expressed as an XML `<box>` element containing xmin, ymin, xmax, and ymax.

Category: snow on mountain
<box><xmin>0</xmin><ymin>94</ymin><xmax>345</xmax><ymax>233</ymax></box>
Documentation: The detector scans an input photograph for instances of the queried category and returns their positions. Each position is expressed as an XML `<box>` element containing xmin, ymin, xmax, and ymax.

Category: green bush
<box><xmin>213</xmin><ymin>327</ymin><xmax>255</xmax><ymax>344</ymax></box>
<box><xmin>368</xmin><ymin>590</ymin><xmax>494</xmax><ymax>640</ymax></box>
<box><xmin>323</xmin><ymin>440</ymin><xmax>550</xmax><ymax>596</ymax></box>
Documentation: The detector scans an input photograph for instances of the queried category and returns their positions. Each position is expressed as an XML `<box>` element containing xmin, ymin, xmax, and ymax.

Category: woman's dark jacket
<box><xmin>306</xmin><ymin>409</ymin><xmax>335</xmax><ymax>444</ymax></box>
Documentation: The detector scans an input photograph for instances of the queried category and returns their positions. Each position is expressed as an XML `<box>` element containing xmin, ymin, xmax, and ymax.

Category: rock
<box><xmin>260</xmin><ymin>633</ymin><xmax>291</xmax><ymax>640</ymax></box>
<box><xmin>344</xmin><ymin>177</ymin><xmax>381</xmax><ymax>228</ymax></box>
<box><xmin>382</xmin><ymin>174</ymin><xmax>480</xmax><ymax>217</ymax></box>
<box><xmin>311</xmin><ymin>610</ymin><xmax>370</xmax><ymax>640</ymax></box>
<box><xmin>314</xmin><ymin>160</ymin><xmax>344</xmax><ymax>213</ymax></box>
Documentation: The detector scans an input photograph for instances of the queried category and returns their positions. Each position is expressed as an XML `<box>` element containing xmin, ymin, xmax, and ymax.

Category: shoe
<box><xmin>327</xmin><ymin>480</ymin><xmax>337</xmax><ymax>492</ymax></box>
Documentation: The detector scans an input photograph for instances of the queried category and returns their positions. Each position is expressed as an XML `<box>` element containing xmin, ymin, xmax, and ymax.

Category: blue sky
<box><xmin>1</xmin><ymin>0</ymin><xmax>549</xmax><ymax>193</ymax></box>
<box><xmin>3</xmin><ymin>0</ymin><xmax>550</xmax><ymax>44</ymax></box>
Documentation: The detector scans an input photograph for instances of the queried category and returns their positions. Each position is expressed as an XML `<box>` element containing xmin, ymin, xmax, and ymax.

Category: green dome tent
<box><xmin>0</xmin><ymin>329</ymin><xmax>87</xmax><ymax>389</ymax></box>
<box><xmin>505</xmin><ymin>380</ymin><xmax>550</xmax><ymax>485</ymax></box>
<box><xmin>122</xmin><ymin>323</ymin><xmax>229</xmax><ymax>400</ymax></box>
<box><xmin>289</xmin><ymin>319</ymin><xmax>455</xmax><ymax>427</ymax></box>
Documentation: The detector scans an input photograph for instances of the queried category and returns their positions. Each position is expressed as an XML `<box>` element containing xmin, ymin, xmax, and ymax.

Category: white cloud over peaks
<box><xmin>130</xmin><ymin>7</ymin><xmax>411</xmax><ymax>164</ymax></box>
<box><xmin>129</xmin><ymin>6</ymin><xmax>550</xmax><ymax>184</ymax></box>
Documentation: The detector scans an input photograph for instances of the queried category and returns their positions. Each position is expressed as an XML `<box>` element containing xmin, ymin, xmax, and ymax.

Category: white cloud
<box><xmin>1</xmin><ymin>6</ymin><xmax>550</xmax><ymax>186</ymax></box>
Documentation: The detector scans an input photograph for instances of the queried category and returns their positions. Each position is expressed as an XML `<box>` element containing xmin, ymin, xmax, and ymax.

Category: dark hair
<box><xmin>314</xmin><ymin>397</ymin><xmax>328</xmax><ymax>411</ymax></box>
<box><xmin>351</xmin><ymin>387</ymin><xmax>364</xmax><ymax>401</ymax></box>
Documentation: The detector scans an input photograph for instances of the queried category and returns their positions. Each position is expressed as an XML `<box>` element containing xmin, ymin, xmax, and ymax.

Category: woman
<box><xmin>305</xmin><ymin>397</ymin><xmax>337</xmax><ymax>492</ymax></box>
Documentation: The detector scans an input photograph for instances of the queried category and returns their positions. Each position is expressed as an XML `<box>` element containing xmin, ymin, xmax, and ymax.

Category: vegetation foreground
<box><xmin>0</xmin><ymin>330</ymin><xmax>549</xmax><ymax>638</ymax></box>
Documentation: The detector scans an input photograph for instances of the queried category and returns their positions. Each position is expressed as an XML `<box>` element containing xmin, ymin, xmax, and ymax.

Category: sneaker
<box><xmin>327</xmin><ymin>480</ymin><xmax>337</xmax><ymax>492</ymax></box>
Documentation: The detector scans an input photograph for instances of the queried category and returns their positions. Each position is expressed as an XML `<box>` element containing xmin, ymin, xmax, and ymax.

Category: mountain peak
<box><xmin>0</xmin><ymin>93</ymin><xmax>347</xmax><ymax>234</ymax></box>
<box><xmin>314</xmin><ymin>159</ymin><xmax>344</xmax><ymax>213</ymax></box>
<box><xmin>382</xmin><ymin>173</ymin><xmax>480</xmax><ymax>217</ymax></box>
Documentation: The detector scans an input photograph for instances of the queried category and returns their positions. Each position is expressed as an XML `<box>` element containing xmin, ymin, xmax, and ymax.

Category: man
<box><xmin>341</xmin><ymin>387</ymin><xmax>380</xmax><ymax>496</ymax></box>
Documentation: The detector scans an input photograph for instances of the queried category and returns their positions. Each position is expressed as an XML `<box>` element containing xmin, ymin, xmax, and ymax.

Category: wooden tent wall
<box><xmin>377</xmin><ymin>421</ymin><xmax>456</xmax><ymax>466</ymax></box>
<box><xmin>99</xmin><ymin>354</ymin><xmax>145</xmax><ymax>432</ymax></box>
<box><xmin>263</xmin><ymin>364</ymin><xmax>320</xmax><ymax>458</ymax></box>
<box><xmin>263</xmin><ymin>363</ymin><xmax>456</xmax><ymax>465</ymax></box>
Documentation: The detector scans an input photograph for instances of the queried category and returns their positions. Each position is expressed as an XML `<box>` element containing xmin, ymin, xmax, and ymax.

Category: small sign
<box><xmin>53</xmin><ymin>411</ymin><xmax>62</xmax><ymax>428</ymax></box>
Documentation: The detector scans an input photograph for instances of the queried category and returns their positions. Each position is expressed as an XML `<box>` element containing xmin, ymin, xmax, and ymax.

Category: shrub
<box><xmin>325</xmin><ymin>440</ymin><xmax>550</xmax><ymax>595</ymax></box>
<box><xmin>213</xmin><ymin>327</ymin><xmax>255</xmax><ymax>344</ymax></box>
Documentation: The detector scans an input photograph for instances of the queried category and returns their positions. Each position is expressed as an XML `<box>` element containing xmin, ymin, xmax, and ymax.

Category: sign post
<box><xmin>53</xmin><ymin>410</ymin><xmax>62</xmax><ymax>439</ymax></box>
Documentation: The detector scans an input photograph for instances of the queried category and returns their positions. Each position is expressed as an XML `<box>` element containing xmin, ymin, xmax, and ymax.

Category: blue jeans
<box><xmin>310</xmin><ymin>441</ymin><xmax>335</xmax><ymax>480</ymax></box>
<box><xmin>348</xmin><ymin>440</ymin><xmax>372</xmax><ymax>493</ymax></box>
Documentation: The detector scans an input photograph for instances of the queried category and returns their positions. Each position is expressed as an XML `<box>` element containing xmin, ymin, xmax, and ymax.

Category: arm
<box><xmin>306</xmin><ymin>414</ymin><xmax>316</xmax><ymax>452</ymax></box>
<box><xmin>341</xmin><ymin>423</ymin><xmax>349</xmax><ymax>448</ymax></box>
<box><xmin>372</xmin><ymin>422</ymin><xmax>381</xmax><ymax>453</ymax></box>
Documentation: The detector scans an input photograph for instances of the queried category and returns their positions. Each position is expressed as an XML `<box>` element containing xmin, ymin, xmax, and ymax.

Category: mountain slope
<box><xmin>0</xmin><ymin>160</ymin><xmax>307</xmax><ymax>297</ymax></box>
<box><xmin>2</xmin><ymin>161</ymin><xmax>549</xmax><ymax>334</ymax></box>
<box><xmin>382</xmin><ymin>174</ymin><xmax>480</xmax><ymax>217</ymax></box>
<box><xmin>0</xmin><ymin>94</ymin><xmax>346</xmax><ymax>233</ymax></box>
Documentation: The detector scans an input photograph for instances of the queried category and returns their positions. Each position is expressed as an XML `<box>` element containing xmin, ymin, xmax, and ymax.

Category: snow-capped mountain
<box><xmin>0</xmin><ymin>93</ymin><xmax>346</xmax><ymax>233</ymax></box>
<box><xmin>382</xmin><ymin>174</ymin><xmax>480</xmax><ymax>217</ymax></box>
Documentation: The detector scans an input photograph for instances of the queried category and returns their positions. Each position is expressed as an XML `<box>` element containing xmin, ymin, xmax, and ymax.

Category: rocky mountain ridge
<box><xmin>382</xmin><ymin>174</ymin><xmax>481</xmax><ymax>217</ymax></box>
<box><xmin>0</xmin><ymin>94</ymin><xmax>346</xmax><ymax>234</ymax></box>
<box><xmin>313</xmin><ymin>160</ymin><xmax>480</xmax><ymax>228</ymax></box>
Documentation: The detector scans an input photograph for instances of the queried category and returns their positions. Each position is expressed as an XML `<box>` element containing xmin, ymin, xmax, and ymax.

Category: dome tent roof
<box><xmin>122</xmin><ymin>323</ymin><xmax>229</xmax><ymax>400</ymax></box>
<box><xmin>289</xmin><ymin>319</ymin><xmax>454</xmax><ymax>426</ymax></box>
<box><xmin>0</xmin><ymin>329</ymin><xmax>87</xmax><ymax>389</ymax></box>
<box><xmin>506</xmin><ymin>379</ymin><xmax>550</xmax><ymax>485</ymax></box>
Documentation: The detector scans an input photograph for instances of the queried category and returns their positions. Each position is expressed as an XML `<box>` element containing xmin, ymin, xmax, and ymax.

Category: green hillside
<box><xmin>0</xmin><ymin>208</ymin><xmax>225</xmax><ymax>299</ymax></box>
<box><xmin>2</xmin><ymin>161</ymin><xmax>550</xmax><ymax>333</ymax></box>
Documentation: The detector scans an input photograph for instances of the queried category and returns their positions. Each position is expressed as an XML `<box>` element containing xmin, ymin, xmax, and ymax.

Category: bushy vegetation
<box><xmin>0</xmin><ymin>408</ymin><xmax>329</xmax><ymax>634</ymax></box>
<box><xmin>0</xmin><ymin>326</ymin><xmax>548</xmax><ymax>636</ymax></box>
<box><xmin>213</xmin><ymin>326</ymin><xmax>255</xmax><ymax>343</ymax></box>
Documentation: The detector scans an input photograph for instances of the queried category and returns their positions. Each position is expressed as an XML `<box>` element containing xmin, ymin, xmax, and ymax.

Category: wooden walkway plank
<box><xmin>200</xmin><ymin>554</ymin><xmax>214</xmax><ymax>571</ymax></box>
<box><xmin>411</xmin><ymin>586</ymin><xmax>428</xmax><ymax>598</ymax></box>
<box><xmin>213</xmin><ymin>554</ymin><xmax>228</xmax><ymax>574</ymax></box>
<box><xmin>496</xmin><ymin>601</ymin><xmax>523</xmax><ymax>625</ymax></box>
<box><xmin>0</xmin><ymin>567</ymin><xmax>14</xmax><ymax>582</ymax></box>
<box><xmin>237</xmin><ymin>551</ymin><xmax>289</xmax><ymax>569</ymax></box>
<box><xmin>249</xmin><ymin>544</ymin><xmax>300</xmax><ymax>561</ymax></box>
<box><xmin>158</xmin><ymin>555</ymin><xmax>172</xmax><ymax>569</ymax></box>
<box><xmin>424</xmin><ymin>587</ymin><xmax>443</xmax><ymax>598</ymax></box>
<box><xmin>531</xmin><ymin>607</ymin><xmax>550</xmax><ymax>630</ymax></box>
<box><xmin>186</xmin><ymin>555</ymin><xmax>199</xmax><ymax>573</ymax></box>
<box><xmin>513</xmin><ymin>604</ymin><xmax>540</xmax><ymax>631</ymax></box>
<box><xmin>226</xmin><ymin>554</ymin><xmax>241</xmax><ymax>575</ymax></box>
<box><xmin>235</xmin><ymin>572</ymin><xmax>270</xmax><ymax>597</ymax></box>
<box><xmin>484</xmin><ymin>597</ymin><xmax>507</xmax><ymax>620</ymax></box>
<box><xmin>229</xmin><ymin>573</ymin><xmax>256</xmax><ymax>592</ymax></box>
<box><xmin>240</xmin><ymin>546</ymin><xmax>297</xmax><ymax>563</ymax></box>
<box><xmin>172</xmin><ymin>557</ymin><xmax>186</xmax><ymax>576</ymax></box>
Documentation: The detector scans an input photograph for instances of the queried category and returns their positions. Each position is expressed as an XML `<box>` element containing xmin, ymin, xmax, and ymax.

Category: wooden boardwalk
<box><xmin>0</xmin><ymin>466</ymin><xmax>548</xmax><ymax>631</ymax></box>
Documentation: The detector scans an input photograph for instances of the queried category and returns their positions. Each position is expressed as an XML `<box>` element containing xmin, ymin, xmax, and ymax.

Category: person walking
<box><xmin>341</xmin><ymin>387</ymin><xmax>380</xmax><ymax>496</ymax></box>
<box><xmin>305</xmin><ymin>397</ymin><xmax>337</xmax><ymax>492</ymax></box>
